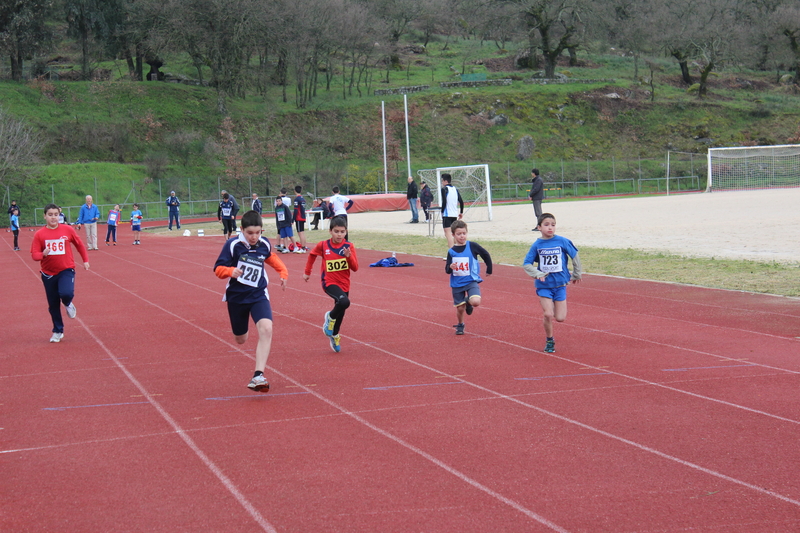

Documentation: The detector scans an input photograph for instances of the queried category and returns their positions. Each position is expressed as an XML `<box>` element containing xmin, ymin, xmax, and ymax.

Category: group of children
<box><xmin>28</xmin><ymin>195</ymin><xmax>581</xmax><ymax>392</ymax></box>
<box><xmin>102</xmin><ymin>204</ymin><xmax>145</xmax><ymax>245</ymax></box>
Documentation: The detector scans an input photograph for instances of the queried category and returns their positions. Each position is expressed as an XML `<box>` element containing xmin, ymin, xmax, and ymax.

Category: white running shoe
<box><xmin>49</xmin><ymin>332</ymin><xmax>64</xmax><ymax>343</ymax></box>
<box><xmin>65</xmin><ymin>302</ymin><xmax>77</xmax><ymax>319</ymax></box>
<box><xmin>247</xmin><ymin>375</ymin><xmax>270</xmax><ymax>392</ymax></box>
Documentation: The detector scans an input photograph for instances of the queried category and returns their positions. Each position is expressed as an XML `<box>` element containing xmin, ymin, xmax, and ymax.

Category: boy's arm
<box><xmin>30</xmin><ymin>233</ymin><xmax>45</xmax><ymax>262</ymax></box>
<box><xmin>347</xmin><ymin>245</ymin><xmax>358</xmax><ymax>272</ymax></box>
<box><xmin>304</xmin><ymin>242</ymin><xmax>323</xmax><ymax>276</ymax></box>
<box><xmin>345</xmin><ymin>199</ymin><xmax>354</xmax><ymax>211</ymax></box>
<box><xmin>472</xmin><ymin>242</ymin><xmax>493</xmax><ymax>275</ymax></box>
<box><xmin>457</xmin><ymin>190</ymin><xmax>464</xmax><ymax>214</ymax></box>
<box><xmin>570</xmin><ymin>252</ymin><xmax>583</xmax><ymax>281</ymax></box>
<box><xmin>444</xmin><ymin>251</ymin><xmax>453</xmax><ymax>274</ymax></box>
<box><xmin>522</xmin><ymin>246</ymin><xmax>546</xmax><ymax>279</ymax></box>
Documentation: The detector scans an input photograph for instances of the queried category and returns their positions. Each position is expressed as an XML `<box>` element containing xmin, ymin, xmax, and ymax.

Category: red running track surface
<box><xmin>2</xmin><ymin>232</ymin><xmax>800</xmax><ymax>532</ymax></box>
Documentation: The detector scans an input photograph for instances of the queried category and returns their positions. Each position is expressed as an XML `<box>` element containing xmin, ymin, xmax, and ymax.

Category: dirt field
<box><xmin>349</xmin><ymin>188</ymin><xmax>800</xmax><ymax>264</ymax></box>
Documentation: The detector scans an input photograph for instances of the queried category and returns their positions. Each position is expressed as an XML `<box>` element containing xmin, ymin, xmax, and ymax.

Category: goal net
<box><xmin>417</xmin><ymin>164</ymin><xmax>492</xmax><ymax>222</ymax></box>
<box><xmin>707</xmin><ymin>144</ymin><xmax>800</xmax><ymax>192</ymax></box>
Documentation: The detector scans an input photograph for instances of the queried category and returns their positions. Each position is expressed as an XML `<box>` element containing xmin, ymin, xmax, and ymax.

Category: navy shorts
<box><xmin>451</xmin><ymin>281</ymin><xmax>481</xmax><ymax>306</ymax></box>
<box><xmin>536</xmin><ymin>286</ymin><xmax>567</xmax><ymax>302</ymax></box>
<box><xmin>227</xmin><ymin>299</ymin><xmax>273</xmax><ymax>336</ymax></box>
<box><xmin>443</xmin><ymin>216</ymin><xmax>457</xmax><ymax>230</ymax></box>
<box><xmin>279</xmin><ymin>226</ymin><xmax>294</xmax><ymax>239</ymax></box>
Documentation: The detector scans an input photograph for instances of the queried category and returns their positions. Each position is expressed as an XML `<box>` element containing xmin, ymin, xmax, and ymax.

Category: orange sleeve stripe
<box><xmin>265</xmin><ymin>254</ymin><xmax>288</xmax><ymax>279</ymax></box>
<box><xmin>215</xmin><ymin>266</ymin><xmax>235</xmax><ymax>279</ymax></box>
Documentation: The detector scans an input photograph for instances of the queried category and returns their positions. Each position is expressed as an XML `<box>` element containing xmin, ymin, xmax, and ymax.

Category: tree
<box><xmin>65</xmin><ymin>0</ymin><xmax>106</xmax><ymax>79</ymax></box>
<box><xmin>0</xmin><ymin>106</ymin><xmax>43</xmax><ymax>190</ymax></box>
<box><xmin>504</xmin><ymin>0</ymin><xmax>590</xmax><ymax>78</ymax></box>
<box><xmin>0</xmin><ymin>0</ymin><xmax>54</xmax><ymax>80</ymax></box>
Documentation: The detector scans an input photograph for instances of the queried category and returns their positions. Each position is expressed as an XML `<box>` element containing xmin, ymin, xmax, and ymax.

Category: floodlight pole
<box><xmin>404</xmin><ymin>94</ymin><xmax>412</xmax><ymax>179</ymax></box>
<box><xmin>382</xmin><ymin>101</ymin><xmax>388</xmax><ymax>194</ymax></box>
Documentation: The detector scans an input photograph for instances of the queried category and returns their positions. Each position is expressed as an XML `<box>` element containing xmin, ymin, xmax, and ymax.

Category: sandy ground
<box><xmin>347</xmin><ymin>188</ymin><xmax>800</xmax><ymax>264</ymax></box>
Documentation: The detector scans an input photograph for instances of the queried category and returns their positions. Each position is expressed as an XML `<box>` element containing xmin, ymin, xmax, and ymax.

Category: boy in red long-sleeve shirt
<box><xmin>31</xmin><ymin>204</ymin><xmax>90</xmax><ymax>343</ymax></box>
<box><xmin>303</xmin><ymin>216</ymin><xmax>358</xmax><ymax>353</ymax></box>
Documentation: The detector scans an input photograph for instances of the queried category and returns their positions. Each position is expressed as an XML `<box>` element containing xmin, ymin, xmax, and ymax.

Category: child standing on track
<box><xmin>523</xmin><ymin>213</ymin><xmax>582</xmax><ymax>353</ymax></box>
<box><xmin>445</xmin><ymin>220</ymin><xmax>492</xmax><ymax>335</ymax></box>
<box><xmin>105</xmin><ymin>204</ymin><xmax>121</xmax><ymax>245</ymax></box>
<box><xmin>30</xmin><ymin>203</ymin><xmax>90</xmax><ymax>343</ymax></box>
<box><xmin>213</xmin><ymin>210</ymin><xmax>288</xmax><ymax>392</ymax></box>
<box><xmin>130</xmin><ymin>203</ymin><xmax>143</xmax><ymax>245</ymax></box>
<box><xmin>275</xmin><ymin>195</ymin><xmax>294</xmax><ymax>253</ymax></box>
<box><xmin>10</xmin><ymin>207</ymin><xmax>20</xmax><ymax>250</ymax></box>
<box><xmin>303</xmin><ymin>216</ymin><xmax>359</xmax><ymax>353</ymax></box>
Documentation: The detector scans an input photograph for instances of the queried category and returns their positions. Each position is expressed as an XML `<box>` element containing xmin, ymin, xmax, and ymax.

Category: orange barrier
<box><xmin>326</xmin><ymin>193</ymin><xmax>409</xmax><ymax>214</ymax></box>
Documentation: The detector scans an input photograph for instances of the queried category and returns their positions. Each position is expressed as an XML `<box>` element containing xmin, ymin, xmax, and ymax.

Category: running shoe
<box><xmin>465</xmin><ymin>302</ymin><xmax>473</xmax><ymax>315</ymax></box>
<box><xmin>247</xmin><ymin>374</ymin><xmax>270</xmax><ymax>392</ymax></box>
<box><xmin>454</xmin><ymin>323</ymin><xmax>465</xmax><ymax>335</ymax></box>
<box><xmin>544</xmin><ymin>339</ymin><xmax>555</xmax><ymax>353</ymax></box>
<box><xmin>49</xmin><ymin>332</ymin><xmax>64</xmax><ymax>343</ymax></box>
<box><xmin>65</xmin><ymin>302</ymin><xmax>77</xmax><ymax>319</ymax></box>
<box><xmin>293</xmin><ymin>247</ymin><xmax>304</xmax><ymax>253</ymax></box>
<box><xmin>329</xmin><ymin>334</ymin><xmax>341</xmax><ymax>353</ymax></box>
<box><xmin>323</xmin><ymin>312</ymin><xmax>335</xmax><ymax>337</ymax></box>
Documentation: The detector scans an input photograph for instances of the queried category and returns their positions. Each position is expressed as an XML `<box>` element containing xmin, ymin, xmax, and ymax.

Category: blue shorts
<box><xmin>279</xmin><ymin>226</ymin><xmax>293</xmax><ymax>239</ymax></box>
<box><xmin>452</xmin><ymin>281</ymin><xmax>481</xmax><ymax>306</ymax></box>
<box><xmin>132</xmin><ymin>225</ymin><xmax>141</xmax><ymax>232</ymax></box>
<box><xmin>227</xmin><ymin>299</ymin><xmax>273</xmax><ymax>336</ymax></box>
<box><xmin>536</xmin><ymin>285</ymin><xmax>567</xmax><ymax>301</ymax></box>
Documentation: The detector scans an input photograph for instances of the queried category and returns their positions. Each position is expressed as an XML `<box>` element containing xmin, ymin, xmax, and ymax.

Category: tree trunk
<box><xmin>568</xmin><ymin>46</ymin><xmax>578</xmax><ymax>66</ymax></box>
<box><xmin>10</xmin><ymin>52</ymin><xmax>22</xmax><ymax>81</ymax></box>
<box><xmin>671</xmin><ymin>50</ymin><xmax>693</xmax><ymax>84</ymax></box>
<box><xmin>698</xmin><ymin>61</ymin><xmax>713</xmax><ymax>98</ymax></box>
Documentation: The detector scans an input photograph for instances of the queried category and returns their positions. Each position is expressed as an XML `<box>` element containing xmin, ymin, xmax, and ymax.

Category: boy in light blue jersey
<box><xmin>445</xmin><ymin>220</ymin><xmax>492</xmax><ymax>335</ymax></box>
<box><xmin>523</xmin><ymin>213</ymin><xmax>582</xmax><ymax>353</ymax></box>
<box><xmin>10</xmin><ymin>208</ymin><xmax>20</xmax><ymax>250</ymax></box>
<box><xmin>130</xmin><ymin>204</ymin><xmax>143</xmax><ymax>245</ymax></box>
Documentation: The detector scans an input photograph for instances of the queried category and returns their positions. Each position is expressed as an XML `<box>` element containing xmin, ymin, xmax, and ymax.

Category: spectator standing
<box><xmin>420</xmin><ymin>182</ymin><xmax>434</xmax><ymax>221</ymax></box>
<box><xmin>440</xmin><ymin>174</ymin><xmax>463</xmax><ymax>249</ymax></box>
<box><xmin>293</xmin><ymin>185</ymin><xmax>307</xmax><ymax>252</ymax></box>
<box><xmin>8</xmin><ymin>200</ymin><xmax>20</xmax><ymax>224</ymax></box>
<box><xmin>529</xmin><ymin>168</ymin><xmax>544</xmax><ymax>232</ymax></box>
<box><xmin>406</xmin><ymin>176</ymin><xmax>419</xmax><ymax>223</ymax></box>
<box><xmin>251</xmin><ymin>193</ymin><xmax>262</xmax><ymax>214</ymax></box>
<box><xmin>166</xmin><ymin>191</ymin><xmax>181</xmax><ymax>230</ymax></box>
<box><xmin>10</xmin><ymin>208</ymin><xmax>20</xmax><ymax>250</ymax></box>
<box><xmin>75</xmin><ymin>195</ymin><xmax>100</xmax><ymax>250</ymax></box>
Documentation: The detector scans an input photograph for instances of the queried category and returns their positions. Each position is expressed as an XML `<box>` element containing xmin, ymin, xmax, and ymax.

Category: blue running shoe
<box><xmin>329</xmin><ymin>334</ymin><xmax>341</xmax><ymax>353</ymax></box>
<box><xmin>323</xmin><ymin>312</ymin><xmax>335</xmax><ymax>337</ymax></box>
<box><xmin>544</xmin><ymin>339</ymin><xmax>555</xmax><ymax>353</ymax></box>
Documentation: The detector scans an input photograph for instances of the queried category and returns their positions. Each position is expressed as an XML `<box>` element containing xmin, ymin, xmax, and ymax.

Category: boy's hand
<box><xmin>341</xmin><ymin>246</ymin><xmax>351</xmax><ymax>258</ymax></box>
<box><xmin>83</xmin><ymin>262</ymin><xmax>90</xmax><ymax>270</ymax></box>
<box><xmin>280</xmin><ymin>278</ymin><xmax>287</xmax><ymax>290</ymax></box>
<box><xmin>303</xmin><ymin>273</ymin><xmax>310</xmax><ymax>282</ymax></box>
<box><xmin>231</xmin><ymin>267</ymin><xmax>243</xmax><ymax>279</ymax></box>
<box><xmin>571</xmin><ymin>278</ymin><xmax>581</xmax><ymax>285</ymax></box>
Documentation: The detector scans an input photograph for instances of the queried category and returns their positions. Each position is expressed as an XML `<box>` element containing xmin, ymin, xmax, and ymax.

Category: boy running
<box><xmin>31</xmin><ymin>204</ymin><xmax>90</xmax><ymax>343</ymax></box>
<box><xmin>523</xmin><ymin>213</ymin><xmax>582</xmax><ymax>353</ymax></box>
<box><xmin>303</xmin><ymin>216</ymin><xmax>359</xmax><ymax>353</ymax></box>
<box><xmin>445</xmin><ymin>220</ymin><xmax>492</xmax><ymax>335</ymax></box>
<box><xmin>213</xmin><ymin>210</ymin><xmax>288</xmax><ymax>392</ymax></box>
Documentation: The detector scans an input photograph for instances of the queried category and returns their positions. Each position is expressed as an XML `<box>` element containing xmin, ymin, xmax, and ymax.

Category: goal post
<box><xmin>417</xmin><ymin>164</ymin><xmax>492</xmax><ymax>221</ymax></box>
<box><xmin>707</xmin><ymin>144</ymin><xmax>800</xmax><ymax>192</ymax></box>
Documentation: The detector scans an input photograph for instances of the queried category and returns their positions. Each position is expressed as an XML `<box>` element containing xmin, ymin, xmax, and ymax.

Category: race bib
<box><xmin>538</xmin><ymin>248</ymin><xmax>563</xmax><ymax>273</ymax></box>
<box><xmin>236</xmin><ymin>255</ymin><xmax>264</xmax><ymax>287</ymax></box>
<box><xmin>222</xmin><ymin>207</ymin><xmax>232</xmax><ymax>217</ymax></box>
<box><xmin>451</xmin><ymin>257</ymin><xmax>470</xmax><ymax>276</ymax></box>
<box><xmin>276</xmin><ymin>211</ymin><xmax>285</xmax><ymax>221</ymax></box>
<box><xmin>108</xmin><ymin>212</ymin><xmax>118</xmax><ymax>224</ymax></box>
<box><xmin>325</xmin><ymin>257</ymin><xmax>349</xmax><ymax>272</ymax></box>
<box><xmin>45</xmin><ymin>238</ymin><xmax>67</xmax><ymax>255</ymax></box>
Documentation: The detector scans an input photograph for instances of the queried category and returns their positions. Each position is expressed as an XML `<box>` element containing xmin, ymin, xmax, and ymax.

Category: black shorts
<box><xmin>227</xmin><ymin>299</ymin><xmax>273</xmax><ymax>336</ymax></box>
<box><xmin>443</xmin><ymin>216</ymin><xmax>457</xmax><ymax>230</ymax></box>
<box><xmin>294</xmin><ymin>220</ymin><xmax>305</xmax><ymax>233</ymax></box>
<box><xmin>221</xmin><ymin>219</ymin><xmax>235</xmax><ymax>233</ymax></box>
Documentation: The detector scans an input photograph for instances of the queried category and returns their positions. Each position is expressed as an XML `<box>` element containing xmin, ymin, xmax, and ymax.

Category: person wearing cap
<box><xmin>166</xmin><ymin>191</ymin><xmax>181</xmax><ymax>230</ymax></box>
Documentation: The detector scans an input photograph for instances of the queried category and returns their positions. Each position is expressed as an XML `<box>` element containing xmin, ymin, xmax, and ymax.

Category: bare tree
<box><xmin>0</xmin><ymin>107</ymin><xmax>44</xmax><ymax>190</ymax></box>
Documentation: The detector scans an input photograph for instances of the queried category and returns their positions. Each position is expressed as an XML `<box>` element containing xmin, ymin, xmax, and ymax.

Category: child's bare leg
<box><xmin>444</xmin><ymin>227</ymin><xmax>453</xmax><ymax>248</ymax></box>
<box><xmin>468</xmin><ymin>295</ymin><xmax>481</xmax><ymax>308</ymax></box>
<box><xmin>253</xmin><ymin>318</ymin><xmax>274</xmax><ymax>373</ymax></box>
<box><xmin>539</xmin><ymin>297</ymin><xmax>556</xmax><ymax>337</ymax></box>
<box><xmin>553</xmin><ymin>300</ymin><xmax>568</xmax><ymax>323</ymax></box>
<box><xmin>456</xmin><ymin>303</ymin><xmax>466</xmax><ymax>323</ymax></box>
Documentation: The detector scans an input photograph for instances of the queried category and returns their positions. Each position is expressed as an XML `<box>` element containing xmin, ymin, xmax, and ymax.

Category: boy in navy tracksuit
<box><xmin>214</xmin><ymin>210</ymin><xmax>288</xmax><ymax>392</ymax></box>
<box><xmin>445</xmin><ymin>220</ymin><xmax>492</xmax><ymax>335</ymax></box>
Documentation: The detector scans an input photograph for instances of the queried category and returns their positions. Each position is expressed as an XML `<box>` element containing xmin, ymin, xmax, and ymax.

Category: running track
<box><xmin>2</xmin><ymin>232</ymin><xmax>800</xmax><ymax>532</ymax></box>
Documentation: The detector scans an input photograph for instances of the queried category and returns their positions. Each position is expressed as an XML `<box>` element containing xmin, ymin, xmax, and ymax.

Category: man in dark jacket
<box><xmin>406</xmin><ymin>176</ymin><xmax>419</xmax><ymax>223</ymax></box>
<box><xmin>529</xmin><ymin>168</ymin><xmax>544</xmax><ymax>231</ymax></box>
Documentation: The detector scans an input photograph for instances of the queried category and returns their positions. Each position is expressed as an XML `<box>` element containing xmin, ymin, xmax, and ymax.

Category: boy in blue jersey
<box><xmin>523</xmin><ymin>213</ymin><xmax>582</xmax><ymax>353</ymax></box>
<box><xmin>214</xmin><ymin>210</ymin><xmax>288</xmax><ymax>392</ymax></box>
<box><xmin>130</xmin><ymin>204</ymin><xmax>143</xmax><ymax>244</ymax></box>
<box><xmin>10</xmin><ymin>208</ymin><xmax>20</xmax><ymax>250</ymax></box>
<box><xmin>445</xmin><ymin>220</ymin><xmax>492</xmax><ymax>335</ymax></box>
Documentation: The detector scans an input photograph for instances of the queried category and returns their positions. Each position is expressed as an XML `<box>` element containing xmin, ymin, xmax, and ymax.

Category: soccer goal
<box><xmin>707</xmin><ymin>144</ymin><xmax>800</xmax><ymax>192</ymax></box>
<box><xmin>417</xmin><ymin>164</ymin><xmax>492</xmax><ymax>222</ymax></box>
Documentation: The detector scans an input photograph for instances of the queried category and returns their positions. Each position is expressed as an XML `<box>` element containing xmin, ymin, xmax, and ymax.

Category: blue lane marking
<box><xmin>206</xmin><ymin>392</ymin><xmax>312</xmax><ymax>400</ymax></box>
<box><xmin>662</xmin><ymin>364</ymin><xmax>756</xmax><ymax>372</ymax></box>
<box><xmin>42</xmin><ymin>401</ymin><xmax>149</xmax><ymax>411</ymax></box>
<box><xmin>365</xmin><ymin>381</ymin><xmax>464</xmax><ymax>391</ymax></box>
<box><xmin>515</xmin><ymin>372</ymin><xmax>610</xmax><ymax>381</ymax></box>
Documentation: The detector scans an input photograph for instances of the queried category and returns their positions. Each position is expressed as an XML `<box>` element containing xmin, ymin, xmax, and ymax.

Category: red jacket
<box><xmin>31</xmin><ymin>224</ymin><xmax>89</xmax><ymax>275</ymax></box>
